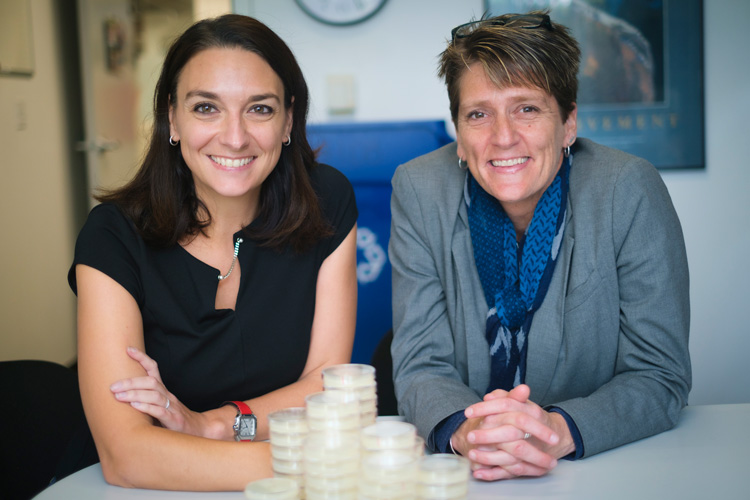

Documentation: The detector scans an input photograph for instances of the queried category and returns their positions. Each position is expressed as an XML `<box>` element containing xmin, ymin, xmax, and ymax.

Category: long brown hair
<box><xmin>97</xmin><ymin>14</ymin><xmax>331</xmax><ymax>251</ymax></box>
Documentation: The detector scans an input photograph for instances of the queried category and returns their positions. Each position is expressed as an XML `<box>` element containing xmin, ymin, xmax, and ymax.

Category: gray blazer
<box><xmin>389</xmin><ymin>138</ymin><xmax>691</xmax><ymax>457</ymax></box>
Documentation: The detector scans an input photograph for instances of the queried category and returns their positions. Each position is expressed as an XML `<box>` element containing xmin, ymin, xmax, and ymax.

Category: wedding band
<box><xmin>523</xmin><ymin>432</ymin><xmax>531</xmax><ymax>440</ymax></box>
<box><xmin>165</xmin><ymin>398</ymin><xmax>171</xmax><ymax>410</ymax></box>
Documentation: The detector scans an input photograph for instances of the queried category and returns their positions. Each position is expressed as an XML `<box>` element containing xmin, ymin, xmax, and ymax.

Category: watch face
<box><xmin>295</xmin><ymin>0</ymin><xmax>388</xmax><ymax>26</ymax></box>
<box><xmin>238</xmin><ymin>414</ymin><xmax>257</xmax><ymax>440</ymax></box>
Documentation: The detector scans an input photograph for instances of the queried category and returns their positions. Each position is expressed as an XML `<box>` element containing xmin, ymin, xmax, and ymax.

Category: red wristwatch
<box><xmin>223</xmin><ymin>401</ymin><xmax>257</xmax><ymax>441</ymax></box>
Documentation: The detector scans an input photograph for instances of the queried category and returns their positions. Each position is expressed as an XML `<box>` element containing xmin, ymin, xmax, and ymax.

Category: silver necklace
<box><xmin>218</xmin><ymin>237</ymin><xmax>243</xmax><ymax>281</ymax></box>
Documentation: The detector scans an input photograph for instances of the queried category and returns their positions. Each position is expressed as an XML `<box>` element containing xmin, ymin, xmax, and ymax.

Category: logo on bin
<box><xmin>356</xmin><ymin>227</ymin><xmax>386</xmax><ymax>284</ymax></box>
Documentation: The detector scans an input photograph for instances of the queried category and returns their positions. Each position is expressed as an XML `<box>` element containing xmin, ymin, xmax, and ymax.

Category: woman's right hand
<box><xmin>452</xmin><ymin>384</ymin><xmax>563</xmax><ymax>481</ymax></box>
<box><xmin>110</xmin><ymin>346</ymin><xmax>230</xmax><ymax>440</ymax></box>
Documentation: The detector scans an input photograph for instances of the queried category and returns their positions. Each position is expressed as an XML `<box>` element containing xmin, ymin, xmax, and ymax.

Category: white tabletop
<box><xmin>36</xmin><ymin>404</ymin><xmax>750</xmax><ymax>500</ymax></box>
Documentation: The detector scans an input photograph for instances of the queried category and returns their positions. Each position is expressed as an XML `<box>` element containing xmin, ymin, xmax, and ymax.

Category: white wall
<box><xmin>0</xmin><ymin>0</ymin><xmax>78</xmax><ymax>364</ymax></box>
<box><xmin>239</xmin><ymin>0</ymin><xmax>750</xmax><ymax>405</ymax></box>
<box><xmin>664</xmin><ymin>0</ymin><xmax>750</xmax><ymax>405</ymax></box>
<box><xmin>236</xmin><ymin>0</ymin><xmax>479</xmax><ymax>128</ymax></box>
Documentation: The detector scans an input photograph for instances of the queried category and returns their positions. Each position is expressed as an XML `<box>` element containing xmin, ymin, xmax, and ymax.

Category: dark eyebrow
<box><xmin>184</xmin><ymin>90</ymin><xmax>219</xmax><ymax>100</ymax></box>
<box><xmin>184</xmin><ymin>90</ymin><xmax>281</xmax><ymax>103</ymax></box>
<box><xmin>248</xmin><ymin>93</ymin><xmax>282</xmax><ymax>103</ymax></box>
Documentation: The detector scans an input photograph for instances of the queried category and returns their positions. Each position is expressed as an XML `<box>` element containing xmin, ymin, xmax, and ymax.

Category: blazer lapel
<box><xmin>524</xmin><ymin>201</ymin><xmax>574</xmax><ymax>403</ymax></box>
<box><xmin>452</xmin><ymin>189</ymin><xmax>492</xmax><ymax>395</ymax></box>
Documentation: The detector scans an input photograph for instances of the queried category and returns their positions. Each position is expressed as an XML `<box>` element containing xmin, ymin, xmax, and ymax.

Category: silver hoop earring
<box><xmin>564</xmin><ymin>145</ymin><xmax>571</xmax><ymax>157</ymax></box>
<box><xmin>458</xmin><ymin>158</ymin><xmax>468</xmax><ymax>170</ymax></box>
<box><xmin>169</xmin><ymin>136</ymin><xmax>179</xmax><ymax>146</ymax></box>
<box><xmin>283</xmin><ymin>135</ymin><xmax>291</xmax><ymax>146</ymax></box>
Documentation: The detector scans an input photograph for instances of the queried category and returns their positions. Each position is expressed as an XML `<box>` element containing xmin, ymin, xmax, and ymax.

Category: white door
<box><xmin>77</xmin><ymin>0</ymin><xmax>140</xmax><ymax>206</ymax></box>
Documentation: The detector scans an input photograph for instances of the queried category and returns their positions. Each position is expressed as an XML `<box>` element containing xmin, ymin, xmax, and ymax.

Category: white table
<box><xmin>35</xmin><ymin>404</ymin><xmax>750</xmax><ymax>499</ymax></box>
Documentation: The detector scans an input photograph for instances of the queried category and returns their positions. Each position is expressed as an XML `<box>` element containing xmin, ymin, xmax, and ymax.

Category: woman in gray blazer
<box><xmin>389</xmin><ymin>11</ymin><xmax>690</xmax><ymax>482</ymax></box>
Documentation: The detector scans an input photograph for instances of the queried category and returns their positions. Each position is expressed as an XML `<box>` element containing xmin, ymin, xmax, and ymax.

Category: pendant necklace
<box><xmin>218</xmin><ymin>237</ymin><xmax>243</xmax><ymax>281</ymax></box>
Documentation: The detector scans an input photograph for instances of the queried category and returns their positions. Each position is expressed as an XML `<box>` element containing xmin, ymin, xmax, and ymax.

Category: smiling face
<box><xmin>456</xmin><ymin>63</ymin><xmax>577</xmax><ymax>230</ymax></box>
<box><xmin>168</xmin><ymin>47</ymin><xmax>292</xmax><ymax>214</ymax></box>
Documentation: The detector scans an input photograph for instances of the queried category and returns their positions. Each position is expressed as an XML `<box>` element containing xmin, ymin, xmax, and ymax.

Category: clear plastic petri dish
<box><xmin>244</xmin><ymin>477</ymin><xmax>299</xmax><ymax>500</ymax></box>
<box><xmin>268</xmin><ymin>407</ymin><xmax>308</xmax><ymax>434</ymax></box>
<box><xmin>417</xmin><ymin>454</ymin><xmax>470</xmax><ymax>486</ymax></box>
<box><xmin>361</xmin><ymin>421</ymin><xmax>417</xmax><ymax>450</ymax></box>
<box><xmin>322</xmin><ymin>364</ymin><xmax>376</xmax><ymax>389</ymax></box>
<box><xmin>305</xmin><ymin>391</ymin><xmax>359</xmax><ymax>419</ymax></box>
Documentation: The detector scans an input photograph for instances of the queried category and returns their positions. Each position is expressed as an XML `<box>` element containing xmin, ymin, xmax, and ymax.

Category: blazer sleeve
<box><xmin>389</xmin><ymin>163</ymin><xmax>482</xmax><ymax>444</ymax></box>
<box><xmin>553</xmin><ymin>155</ymin><xmax>692</xmax><ymax>457</ymax></box>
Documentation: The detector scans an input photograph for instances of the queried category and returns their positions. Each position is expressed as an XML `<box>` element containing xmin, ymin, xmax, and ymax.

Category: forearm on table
<box><xmin>551</xmin><ymin>373</ymin><xmax>687</xmax><ymax>457</ymax></box>
<box><xmin>97</xmin><ymin>422</ymin><xmax>271</xmax><ymax>490</ymax></box>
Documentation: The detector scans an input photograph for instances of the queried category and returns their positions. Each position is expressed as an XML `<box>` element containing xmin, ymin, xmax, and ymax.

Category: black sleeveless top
<box><xmin>68</xmin><ymin>163</ymin><xmax>357</xmax><ymax>412</ymax></box>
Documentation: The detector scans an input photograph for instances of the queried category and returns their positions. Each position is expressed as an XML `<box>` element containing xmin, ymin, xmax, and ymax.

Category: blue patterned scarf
<box><xmin>466</xmin><ymin>155</ymin><xmax>570</xmax><ymax>394</ymax></box>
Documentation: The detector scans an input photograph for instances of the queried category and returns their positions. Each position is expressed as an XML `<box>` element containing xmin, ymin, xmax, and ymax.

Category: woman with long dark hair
<box><xmin>68</xmin><ymin>14</ymin><xmax>357</xmax><ymax>490</ymax></box>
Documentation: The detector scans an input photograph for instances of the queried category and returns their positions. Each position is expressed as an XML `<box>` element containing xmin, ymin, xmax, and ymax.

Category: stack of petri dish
<box><xmin>360</xmin><ymin>421</ymin><xmax>419</xmax><ymax>460</ymax></box>
<box><xmin>245</xmin><ymin>477</ymin><xmax>300</xmax><ymax>500</ymax></box>
<box><xmin>358</xmin><ymin>420</ymin><xmax>420</xmax><ymax>499</ymax></box>
<box><xmin>416</xmin><ymin>454</ymin><xmax>471</xmax><ymax>500</ymax></box>
<box><xmin>304</xmin><ymin>390</ymin><xmax>361</xmax><ymax>500</ymax></box>
<box><xmin>306</xmin><ymin>390</ymin><xmax>361</xmax><ymax>434</ymax></box>
<box><xmin>268</xmin><ymin>407</ymin><xmax>308</xmax><ymax>496</ymax></box>
<box><xmin>256</xmin><ymin>364</ymin><xmax>470</xmax><ymax>498</ymax></box>
<box><xmin>321</xmin><ymin>364</ymin><xmax>378</xmax><ymax>427</ymax></box>
<box><xmin>359</xmin><ymin>451</ymin><xmax>418</xmax><ymax>500</ymax></box>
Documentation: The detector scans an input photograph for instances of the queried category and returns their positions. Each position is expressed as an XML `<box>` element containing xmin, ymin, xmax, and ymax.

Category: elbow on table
<box><xmin>99</xmin><ymin>452</ymin><xmax>147</xmax><ymax>488</ymax></box>
<box><xmin>95</xmin><ymin>419</ymin><xmax>170</xmax><ymax>487</ymax></box>
<box><xmin>664</xmin><ymin>372</ymin><xmax>691</xmax><ymax>425</ymax></box>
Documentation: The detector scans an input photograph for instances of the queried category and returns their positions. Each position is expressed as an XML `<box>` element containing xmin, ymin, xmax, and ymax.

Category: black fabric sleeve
<box><xmin>311</xmin><ymin>163</ymin><xmax>358</xmax><ymax>257</ymax></box>
<box><xmin>67</xmin><ymin>203</ymin><xmax>144</xmax><ymax>306</ymax></box>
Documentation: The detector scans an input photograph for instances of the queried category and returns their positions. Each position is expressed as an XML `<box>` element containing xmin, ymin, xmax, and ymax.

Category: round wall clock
<box><xmin>295</xmin><ymin>0</ymin><xmax>388</xmax><ymax>26</ymax></box>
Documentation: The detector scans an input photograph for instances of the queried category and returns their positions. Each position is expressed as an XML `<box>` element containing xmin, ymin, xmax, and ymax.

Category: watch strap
<box><xmin>224</xmin><ymin>400</ymin><xmax>253</xmax><ymax>416</ymax></box>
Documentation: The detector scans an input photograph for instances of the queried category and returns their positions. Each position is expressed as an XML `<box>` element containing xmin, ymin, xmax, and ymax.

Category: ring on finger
<box><xmin>165</xmin><ymin>398</ymin><xmax>171</xmax><ymax>410</ymax></box>
<box><xmin>523</xmin><ymin>432</ymin><xmax>531</xmax><ymax>440</ymax></box>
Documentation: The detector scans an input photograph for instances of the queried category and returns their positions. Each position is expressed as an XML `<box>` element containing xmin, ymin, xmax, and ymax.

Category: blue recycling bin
<box><xmin>307</xmin><ymin>120</ymin><xmax>454</xmax><ymax>364</ymax></box>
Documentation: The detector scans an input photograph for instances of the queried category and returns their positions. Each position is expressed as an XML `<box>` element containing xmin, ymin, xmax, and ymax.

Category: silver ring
<box><xmin>523</xmin><ymin>432</ymin><xmax>531</xmax><ymax>440</ymax></box>
<box><xmin>165</xmin><ymin>398</ymin><xmax>171</xmax><ymax>410</ymax></box>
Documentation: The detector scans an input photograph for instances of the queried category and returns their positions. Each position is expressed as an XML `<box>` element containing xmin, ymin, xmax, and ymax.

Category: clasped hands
<box><xmin>109</xmin><ymin>346</ymin><xmax>232</xmax><ymax>440</ymax></box>
<box><xmin>451</xmin><ymin>384</ymin><xmax>575</xmax><ymax>481</ymax></box>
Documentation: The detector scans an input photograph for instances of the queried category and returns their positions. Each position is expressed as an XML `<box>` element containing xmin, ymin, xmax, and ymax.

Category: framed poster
<box><xmin>485</xmin><ymin>0</ymin><xmax>704</xmax><ymax>169</ymax></box>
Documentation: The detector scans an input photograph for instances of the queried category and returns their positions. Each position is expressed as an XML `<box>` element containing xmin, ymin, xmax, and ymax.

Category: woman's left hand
<box><xmin>463</xmin><ymin>384</ymin><xmax>574</xmax><ymax>481</ymax></box>
<box><xmin>110</xmin><ymin>347</ymin><xmax>219</xmax><ymax>438</ymax></box>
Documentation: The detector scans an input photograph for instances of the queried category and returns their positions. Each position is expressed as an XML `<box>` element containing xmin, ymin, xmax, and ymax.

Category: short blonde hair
<box><xmin>439</xmin><ymin>10</ymin><xmax>581</xmax><ymax>125</ymax></box>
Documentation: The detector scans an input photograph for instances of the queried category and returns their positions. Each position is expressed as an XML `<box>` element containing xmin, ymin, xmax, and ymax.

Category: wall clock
<box><xmin>295</xmin><ymin>0</ymin><xmax>388</xmax><ymax>26</ymax></box>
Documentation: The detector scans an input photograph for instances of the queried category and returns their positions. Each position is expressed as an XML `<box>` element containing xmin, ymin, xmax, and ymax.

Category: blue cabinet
<box><xmin>307</xmin><ymin>120</ymin><xmax>453</xmax><ymax>363</ymax></box>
